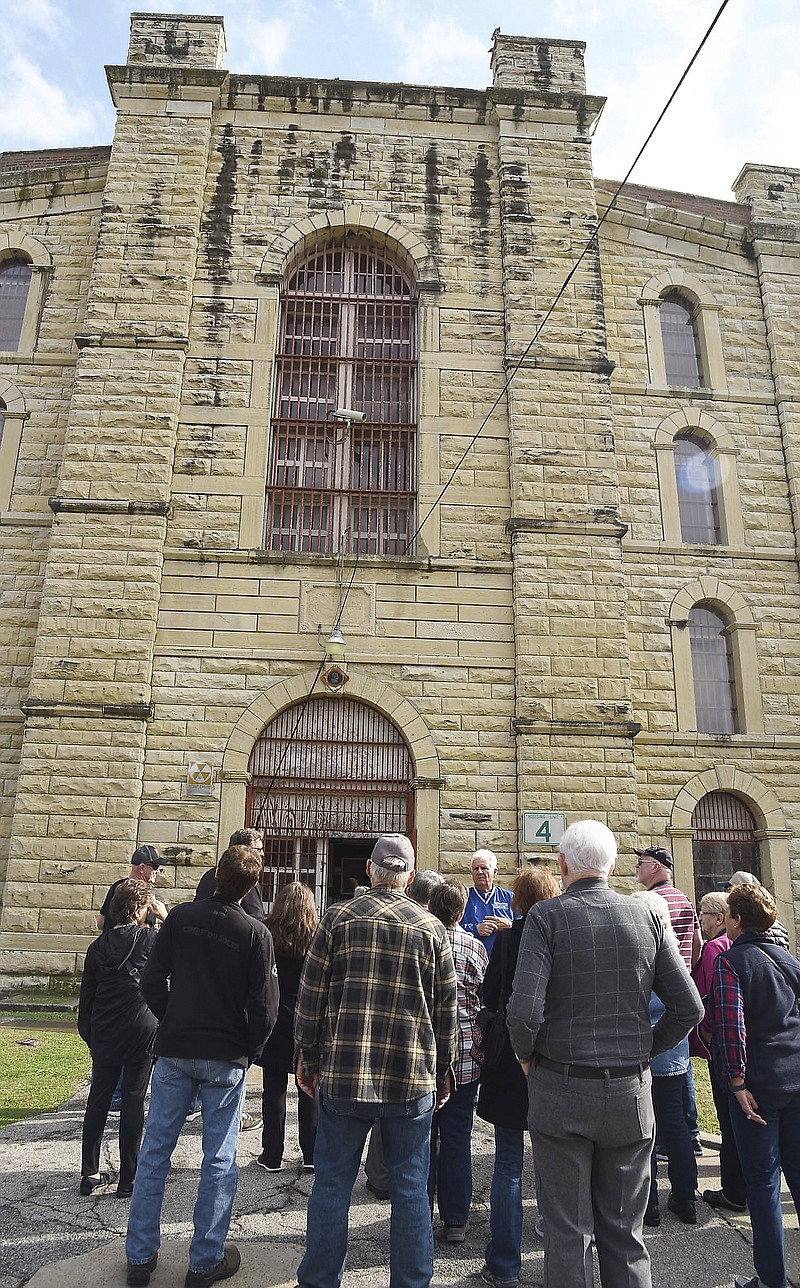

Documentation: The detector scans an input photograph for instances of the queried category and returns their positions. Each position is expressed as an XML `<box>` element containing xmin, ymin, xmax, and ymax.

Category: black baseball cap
<box><xmin>132</xmin><ymin>844</ymin><xmax>161</xmax><ymax>870</ymax></box>
<box><xmin>633</xmin><ymin>845</ymin><xmax>673</xmax><ymax>870</ymax></box>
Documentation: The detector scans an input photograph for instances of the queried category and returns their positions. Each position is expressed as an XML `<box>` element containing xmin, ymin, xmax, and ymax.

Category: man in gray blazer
<box><xmin>507</xmin><ymin>820</ymin><xmax>703</xmax><ymax>1288</ymax></box>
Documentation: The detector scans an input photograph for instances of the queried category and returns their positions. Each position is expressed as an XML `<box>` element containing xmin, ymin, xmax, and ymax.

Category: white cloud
<box><xmin>0</xmin><ymin>55</ymin><xmax>107</xmax><ymax>150</ymax></box>
<box><xmin>229</xmin><ymin>15</ymin><xmax>293</xmax><ymax>75</ymax></box>
<box><xmin>3</xmin><ymin>0</ymin><xmax>64</xmax><ymax>39</ymax></box>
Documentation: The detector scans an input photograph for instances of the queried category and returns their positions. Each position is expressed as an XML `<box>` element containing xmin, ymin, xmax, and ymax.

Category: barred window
<box><xmin>660</xmin><ymin>292</ymin><xmax>703</xmax><ymax>388</ymax></box>
<box><xmin>689</xmin><ymin>605</ymin><xmax>737</xmax><ymax>734</ymax></box>
<box><xmin>265</xmin><ymin>235</ymin><xmax>417</xmax><ymax>555</ymax></box>
<box><xmin>0</xmin><ymin>258</ymin><xmax>32</xmax><ymax>352</ymax></box>
<box><xmin>692</xmin><ymin>792</ymin><xmax>758</xmax><ymax>899</ymax></box>
<box><xmin>674</xmin><ymin>435</ymin><xmax>721</xmax><ymax>543</ymax></box>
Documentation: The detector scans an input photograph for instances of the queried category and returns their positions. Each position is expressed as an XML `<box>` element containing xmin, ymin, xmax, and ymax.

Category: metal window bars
<box><xmin>265</xmin><ymin>235</ymin><xmax>417</xmax><ymax>555</ymax></box>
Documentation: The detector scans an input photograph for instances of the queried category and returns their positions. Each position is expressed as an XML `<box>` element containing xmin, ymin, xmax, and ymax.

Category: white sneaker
<box><xmin>241</xmin><ymin>1112</ymin><xmax>263</xmax><ymax>1131</ymax></box>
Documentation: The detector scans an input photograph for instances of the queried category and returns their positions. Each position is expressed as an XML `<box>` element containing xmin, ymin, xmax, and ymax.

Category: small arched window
<box><xmin>660</xmin><ymin>291</ymin><xmax>703</xmax><ymax>388</ymax></box>
<box><xmin>692</xmin><ymin>792</ymin><xmax>759</xmax><ymax>899</ymax></box>
<box><xmin>689</xmin><ymin>604</ymin><xmax>737</xmax><ymax>734</ymax></box>
<box><xmin>674</xmin><ymin>434</ymin><xmax>721</xmax><ymax>543</ymax></box>
<box><xmin>265</xmin><ymin>234</ymin><xmax>417</xmax><ymax>555</ymax></box>
<box><xmin>0</xmin><ymin>257</ymin><xmax>33</xmax><ymax>351</ymax></box>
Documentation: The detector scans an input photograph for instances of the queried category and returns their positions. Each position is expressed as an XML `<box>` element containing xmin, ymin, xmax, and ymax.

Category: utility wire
<box><xmin>252</xmin><ymin>0</ymin><xmax>732</xmax><ymax>831</ymax></box>
<box><xmin>403</xmin><ymin>0</ymin><xmax>732</xmax><ymax>552</ymax></box>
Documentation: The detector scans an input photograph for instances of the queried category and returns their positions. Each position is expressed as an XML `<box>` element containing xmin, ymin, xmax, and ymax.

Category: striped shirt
<box><xmin>652</xmin><ymin>882</ymin><xmax>701</xmax><ymax>969</ymax></box>
<box><xmin>295</xmin><ymin>887</ymin><xmax>459</xmax><ymax>1104</ymax></box>
<box><xmin>447</xmin><ymin>922</ymin><xmax>488</xmax><ymax>1086</ymax></box>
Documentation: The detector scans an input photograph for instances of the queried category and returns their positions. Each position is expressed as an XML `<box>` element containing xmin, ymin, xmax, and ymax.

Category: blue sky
<box><xmin>1</xmin><ymin>0</ymin><xmax>797</xmax><ymax>200</ymax></box>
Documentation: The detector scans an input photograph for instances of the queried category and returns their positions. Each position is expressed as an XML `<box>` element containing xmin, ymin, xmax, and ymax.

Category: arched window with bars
<box><xmin>245</xmin><ymin>696</ymin><xmax>415</xmax><ymax>907</ymax></box>
<box><xmin>674</xmin><ymin>434</ymin><xmax>722</xmax><ymax>544</ymax></box>
<box><xmin>0</xmin><ymin>257</ymin><xmax>33</xmax><ymax>352</ymax></box>
<box><xmin>660</xmin><ymin>291</ymin><xmax>704</xmax><ymax>388</ymax></box>
<box><xmin>692</xmin><ymin>792</ymin><xmax>759</xmax><ymax>898</ymax></box>
<box><xmin>265</xmin><ymin>234</ymin><xmax>417</xmax><ymax>555</ymax></box>
<box><xmin>689</xmin><ymin>604</ymin><xmax>737</xmax><ymax>734</ymax></box>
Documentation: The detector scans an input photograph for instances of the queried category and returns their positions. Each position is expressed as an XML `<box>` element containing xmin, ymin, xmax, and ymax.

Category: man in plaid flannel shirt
<box><xmin>294</xmin><ymin>834</ymin><xmax>458</xmax><ymax>1288</ymax></box>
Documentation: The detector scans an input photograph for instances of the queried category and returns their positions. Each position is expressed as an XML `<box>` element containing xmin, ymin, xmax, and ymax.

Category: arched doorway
<box><xmin>692</xmin><ymin>791</ymin><xmax>759</xmax><ymax>899</ymax></box>
<box><xmin>245</xmin><ymin>696</ymin><xmax>415</xmax><ymax>907</ymax></box>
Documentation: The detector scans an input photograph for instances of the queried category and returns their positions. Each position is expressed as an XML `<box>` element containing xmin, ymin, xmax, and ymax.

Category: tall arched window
<box><xmin>674</xmin><ymin>434</ymin><xmax>721</xmax><ymax>543</ymax></box>
<box><xmin>0</xmin><ymin>257</ymin><xmax>33</xmax><ymax>352</ymax></box>
<box><xmin>660</xmin><ymin>291</ymin><xmax>703</xmax><ymax>388</ymax></box>
<box><xmin>265</xmin><ymin>234</ymin><xmax>417</xmax><ymax>555</ymax></box>
<box><xmin>689</xmin><ymin>604</ymin><xmax>737</xmax><ymax>734</ymax></box>
<box><xmin>692</xmin><ymin>792</ymin><xmax>759</xmax><ymax>898</ymax></box>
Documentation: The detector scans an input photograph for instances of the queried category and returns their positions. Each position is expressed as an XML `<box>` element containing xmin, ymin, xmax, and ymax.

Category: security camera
<box><xmin>332</xmin><ymin>407</ymin><xmax>366</xmax><ymax>422</ymax></box>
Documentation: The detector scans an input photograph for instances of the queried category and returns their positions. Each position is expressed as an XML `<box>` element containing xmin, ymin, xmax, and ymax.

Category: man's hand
<box><xmin>150</xmin><ymin>898</ymin><xmax>168</xmax><ymax>923</ymax></box>
<box><xmin>492</xmin><ymin>916</ymin><xmax>512</xmax><ymax>933</ymax></box>
<box><xmin>732</xmin><ymin>1085</ymin><xmax>766</xmax><ymax>1126</ymax></box>
<box><xmin>296</xmin><ymin>1054</ymin><xmax>319</xmax><ymax>1099</ymax></box>
<box><xmin>518</xmin><ymin>1058</ymin><xmax>532</xmax><ymax>1076</ymax></box>
<box><xmin>478</xmin><ymin>915</ymin><xmax>511</xmax><ymax>937</ymax></box>
<box><xmin>436</xmin><ymin>1072</ymin><xmax>452</xmax><ymax>1110</ymax></box>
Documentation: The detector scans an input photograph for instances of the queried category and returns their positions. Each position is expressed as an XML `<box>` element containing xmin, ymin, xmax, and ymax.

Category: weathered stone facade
<box><xmin>0</xmin><ymin>13</ymin><xmax>798</xmax><ymax>979</ymax></box>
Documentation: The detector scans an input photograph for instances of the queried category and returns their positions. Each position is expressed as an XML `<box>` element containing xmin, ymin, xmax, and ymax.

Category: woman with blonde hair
<box><xmin>256</xmin><ymin>882</ymin><xmax>320</xmax><ymax>1171</ymax></box>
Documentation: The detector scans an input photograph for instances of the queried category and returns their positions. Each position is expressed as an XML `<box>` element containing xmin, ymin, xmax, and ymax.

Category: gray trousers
<box><xmin>528</xmin><ymin>1063</ymin><xmax>654</xmax><ymax>1288</ymax></box>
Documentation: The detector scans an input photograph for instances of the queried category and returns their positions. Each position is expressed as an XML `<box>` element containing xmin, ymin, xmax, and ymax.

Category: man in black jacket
<box><xmin>124</xmin><ymin>846</ymin><xmax>279</xmax><ymax>1288</ymax></box>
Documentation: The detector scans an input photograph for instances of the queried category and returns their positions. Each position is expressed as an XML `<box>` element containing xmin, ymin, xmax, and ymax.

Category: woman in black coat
<box><xmin>476</xmin><ymin>867</ymin><xmax>560</xmax><ymax>1288</ymax></box>
<box><xmin>77</xmin><ymin>878</ymin><xmax>158</xmax><ymax>1197</ymax></box>
<box><xmin>255</xmin><ymin>882</ymin><xmax>320</xmax><ymax>1171</ymax></box>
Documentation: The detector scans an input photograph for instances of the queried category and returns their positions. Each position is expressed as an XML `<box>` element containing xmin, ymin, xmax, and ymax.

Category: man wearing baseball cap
<box><xmin>97</xmin><ymin>846</ymin><xmax>167</xmax><ymax>934</ymax></box>
<box><xmin>294</xmin><ymin>834</ymin><xmax>458</xmax><ymax>1288</ymax></box>
<box><xmin>723</xmin><ymin>870</ymin><xmax>791</xmax><ymax>950</ymax></box>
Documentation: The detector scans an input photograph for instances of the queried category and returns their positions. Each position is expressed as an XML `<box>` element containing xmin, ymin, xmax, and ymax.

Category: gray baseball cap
<box><xmin>370</xmin><ymin>834</ymin><xmax>415</xmax><ymax>872</ymax></box>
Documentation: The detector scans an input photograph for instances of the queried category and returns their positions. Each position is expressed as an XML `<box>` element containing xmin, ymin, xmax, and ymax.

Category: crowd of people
<box><xmin>75</xmin><ymin>826</ymin><xmax>800</xmax><ymax>1288</ymax></box>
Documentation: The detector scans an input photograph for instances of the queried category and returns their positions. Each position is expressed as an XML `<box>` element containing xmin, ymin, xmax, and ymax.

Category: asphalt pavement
<box><xmin>0</xmin><ymin>1071</ymin><xmax>797</xmax><ymax>1288</ymax></box>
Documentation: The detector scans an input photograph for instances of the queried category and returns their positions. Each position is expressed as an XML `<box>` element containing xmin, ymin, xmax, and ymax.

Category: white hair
<box><xmin>471</xmin><ymin>849</ymin><xmax>497</xmax><ymax>869</ymax></box>
<box><xmin>558</xmin><ymin>820</ymin><xmax>617</xmax><ymax>878</ymax></box>
<box><xmin>369</xmin><ymin>861</ymin><xmax>412</xmax><ymax>890</ymax></box>
<box><xmin>630</xmin><ymin>887</ymin><xmax>678</xmax><ymax>948</ymax></box>
<box><xmin>700</xmin><ymin>890</ymin><xmax>729</xmax><ymax>917</ymax></box>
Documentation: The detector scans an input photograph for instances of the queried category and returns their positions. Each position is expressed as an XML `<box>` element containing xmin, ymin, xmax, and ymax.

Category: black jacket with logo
<box><xmin>78</xmin><ymin>923</ymin><xmax>159</xmax><ymax>1064</ymax></box>
<box><xmin>141</xmin><ymin>896</ymin><xmax>279</xmax><ymax>1064</ymax></box>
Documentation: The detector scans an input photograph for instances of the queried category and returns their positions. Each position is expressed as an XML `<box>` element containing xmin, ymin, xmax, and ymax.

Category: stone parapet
<box><xmin>128</xmin><ymin>12</ymin><xmax>226</xmax><ymax>70</ymax></box>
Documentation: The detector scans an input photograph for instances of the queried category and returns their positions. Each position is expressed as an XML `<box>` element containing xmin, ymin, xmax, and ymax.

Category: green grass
<box><xmin>691</xmin><ymin>1057</ymin><xmax>719</xmax><ymax>1136</ymax></box>
<box><xmin>0</xmin><ymin>1021</ymin><xmax>90</xmax><ymax>1129</ymax></box>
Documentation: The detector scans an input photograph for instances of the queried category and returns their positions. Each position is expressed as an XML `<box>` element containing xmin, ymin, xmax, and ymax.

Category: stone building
<box><xmin>0</xmin><ymin>12</ymin><xmax>798</xmax><ymax>980</ymax></box>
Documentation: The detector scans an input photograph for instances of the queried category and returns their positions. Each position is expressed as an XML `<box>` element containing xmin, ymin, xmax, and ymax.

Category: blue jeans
<box><xmin>485</xmin><ymin>1126</ymin><xmax>524</xmax><ymax>1283</ymax></box>
<box><xmin>298</xmin><ymin>1091</ymin><xmax>435</xmax><ymax>1288</ymax></box>
<box><xmin>729</xmin><ymin>1087</ymin><xmax>800</xmax><ymax>1288</ymax></box>
<box><xmin>125</xmin><ymin>1056</ymin><xmax>247</xmax><ymax>1274</ymax></box>
<box><xmin>428</xmin><ymin>1079</ymin><xmax>478</xmax><ymax>1226</ymax></box>
<box><xmin>649</xmin><ymin>1074</ymin><xmax>697</xmax><ymax>1205</ymax></box>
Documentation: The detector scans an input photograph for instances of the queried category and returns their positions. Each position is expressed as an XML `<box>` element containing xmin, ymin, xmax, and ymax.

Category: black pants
<box><xmin>709</xmin><ymin>1057</ymin><xmax>747</xmax><ymax>1207</ymax></box>
<box><xmin>260</xmin><ymin>1066</ymin><xmax>319</xmax><ymax>1167</ymax></box>
<box><xmin>81</xmin><ymin>1057</ymin><xmax>153</xmax><ymax>1187</ymax></box>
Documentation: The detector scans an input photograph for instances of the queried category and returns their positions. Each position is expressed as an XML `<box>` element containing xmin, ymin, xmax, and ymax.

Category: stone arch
<box><xmin>0</xmin><ymin>378</ymin><xmax>26</xmax><ymax>415</ymax></box>
<box><xmin>669</xmin><ymin>578</ymin><xmax>753</xmax><ymax>624</ymax></box>
<box><xmin>257</xmin><ymin>208</ymin><xmax>441</xmax><ymax>288</ymax></box>
<box><xmin>653</xmin><ymin>408</ymin><xmax>733</xmax><ymax>451</ymax></box>
<box><xmin>639</xmin><ymin>270</ymin><xmax>718</xmax><ymax>310</ymax></box>
<box><xmin>0</xmin><ymin>230</ymin><xmax>52</xmax><ymax>270</ymax></box>
<box><xmin>219</xmin><ymin>671</ymin><xmax>442</xmax><ymax>871</ymax></box>
<box><xmin>671</xmin><ymin>767</ymin><xmax>785</xmax><ymax>833</ymax></box>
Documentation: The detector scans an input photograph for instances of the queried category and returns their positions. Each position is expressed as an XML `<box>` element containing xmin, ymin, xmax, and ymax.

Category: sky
<box><xmin>1</xmin><ymin>0</ymin><xmax>797</xmax><ymax>201</ymax></box>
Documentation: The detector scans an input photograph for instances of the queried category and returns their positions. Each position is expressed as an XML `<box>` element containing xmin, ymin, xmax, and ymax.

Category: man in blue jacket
<box><xmin>460</xmin><ymin>849</ymin><xmax>516</xmax><ymax>956</ymax></box>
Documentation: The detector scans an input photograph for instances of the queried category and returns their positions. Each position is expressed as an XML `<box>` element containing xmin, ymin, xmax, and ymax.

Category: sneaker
<box><xmin>480</xmin><ymin>1265</ymin><xmax>518</xmax><ymax>1288</ymax></box>
<box><xmin>116</xmin><ymin>1181</ymin><xmax>135</xmax><ymax>1198</ymax></box>
<box><xmin>692</xmin><ymin>1136</ymin><xmax>704</xmax><ymax>1156</ymax></box>
<box><xmin>654</xmin><ymin>1148</ymin><xmax>668</xmax><ymax>1162</ymax></box>
<box><xmin>734</xmin><ymin>1278</ymin><xmax>762</xmax><ymax>1288</ymax></box>
<box><xmin>644</xmin><ymin>1204</ymin><xmax>661</xmax><ymax>1227</ymax></box>
<box><xmin>365</xmin><ymin>1179</ymin><xmax>390</xmax><ymax>1200</ymax></box>
<box><xmin>444</xmin><ymin>1224</ymin><xmax>468</xmax><ymax>1243</ymax></box>
<box><xmin>255</xmin><ymin>1155</ymin><xmax>281</xmax><ymax>1172</ymax></box>
<box><xmin>667</xmin><ymin>1193</ymin><xmax>696</xmax><ymax>1225</ymax></box>
<box><xmin>80</xmin><ymin>1171</ymin><xmax>110</xmax><ymax>1195</ymax></box>
<box><xmin>534</xmin><ymin>1214</ymin><xmax>544</xmax><ymax>1239</ymax></box>
<box><xmin>186</xmin><ymin>1109</ymin><xmax>202</xmax><ymax>1123</ymax></box>
<box><xmin>703</xmin><ymin>1188</ymin><xmax>747</xmax><ymax>1214</ymax></box>
<box><xmin>302</xmin><ymin>1163</ymin><xmax>314</xmax><ymax>1172</ymax></box>
<box><xmin>127</xmin><ymin>1252</ymin><xmax>158</xmax><ymax>1286</ymax></box>
<box><xmin>240</xmin><ymin>1112</ymin><xmax>262</xmax><ymax>1132</ymax></box>
<box><xmin>185</xmin><ymin>1244</ymin><xmax>241</xmax><ymax>1287</ymax></box>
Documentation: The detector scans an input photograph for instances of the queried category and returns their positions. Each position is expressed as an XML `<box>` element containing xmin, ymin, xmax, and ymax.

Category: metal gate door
<box><xmin>692</xmin><ymin>791</ymin><xmax>759</xmax><ymax>898</ymax></box>
<box><xmin>245</xmin><ymin>696</ymin><xmax>414</xmax><ymax>907</ymax></box>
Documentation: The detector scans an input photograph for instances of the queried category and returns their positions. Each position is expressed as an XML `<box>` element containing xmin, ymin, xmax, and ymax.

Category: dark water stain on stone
<box><xmin>424</xmin><ymin>143</ymin><xmax>442</xmax><ymax>255</ymax></box>
<box><xmin>138</xmin><ymin>181</ymin><xmax>165</xmax><ymax>243</ymax></box>
<box><xmin>248</xmin><ymin>138</ymin><xmax>262</xmax><ymax>181</ymax></box>
<box><xmin>202</xmin><ymin>125</ymin><xmax>238</xmax><ymax>284</ymax></box>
